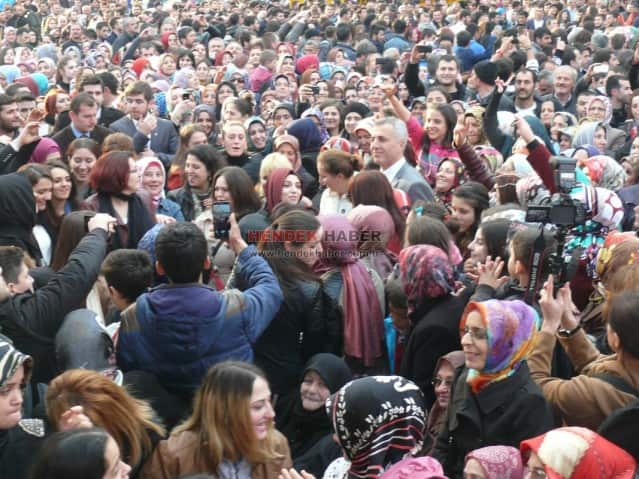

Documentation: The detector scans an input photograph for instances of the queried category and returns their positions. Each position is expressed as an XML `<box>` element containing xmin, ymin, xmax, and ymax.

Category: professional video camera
<box><xmin>524</xmin><ymin>157</ymin><xmax>585</xmax><ymax>301</ymax></box>
<box><xmin>524</xmin><ymin>157</ymin><xmax>587</xmax><ymax>227</ymax></box>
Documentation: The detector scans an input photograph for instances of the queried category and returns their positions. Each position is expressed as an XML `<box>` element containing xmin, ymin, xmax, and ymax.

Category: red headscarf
<box><xmin>520</xmin><ymin>427</ymin><xmax>636</xmax><ymax>479</ymax></box>
<box><xmin>160</xmin><ymin>32</ymin><xmax>172</xmax><ymax>50</ymax></box>
<box><xmin>265</xmin><ymin>168</ymin><xmax>301</xmax><ymax>213</ymax></box>
<box><xmin>131</xmin><ymin>58</ymin><xmax>150</xmax><ymax>78</ymax></box>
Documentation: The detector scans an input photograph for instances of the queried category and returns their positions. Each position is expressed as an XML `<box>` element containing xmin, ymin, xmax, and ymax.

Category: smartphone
<box><xmin>375</xmin><ymin>58</ymin><xmax>387</xmax><ymax>65</ymax></box>
<box><xmin>416</xmin><ymin>45</ymin><xmax>432</xmax><ymax>54</ymax></box>
<box><xmin>212</xmin><ymin>201</ymin><xmax>231</xmax><ymax>240</ymax></box>
<box><xmin>593</xmin><ymin>64</ymin><xmax>609</xmax><ymax>75</ymax></box>
<box><xmin>182</xmin><ymin>91</ymin><xmax>192</xmax><ymax>100</ymax></box>
<box><xmin>310</xmin><ymin>86</ymin><xmax>320</xmax><ymax>94</ymax></box>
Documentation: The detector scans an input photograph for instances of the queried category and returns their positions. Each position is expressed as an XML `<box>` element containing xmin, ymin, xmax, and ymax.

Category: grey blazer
<box><xmin>109</xmin><ymin>116</ymin><xmax>178</xmax><ymax>168</ymax></box>
<box><xmin>392</xmin><ymin>162</ymin><xmax>434</xmax><ymax>203</ymax></box>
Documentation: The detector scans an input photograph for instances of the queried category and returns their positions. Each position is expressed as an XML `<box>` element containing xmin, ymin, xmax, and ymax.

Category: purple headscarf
<box><xmin>30</xmin><ymin>138</ymin><xmax>61</xmax><ymax>164</ymax></box>
<box><xmin>314</xmin><ymin>215</ymin><xmax>384</xmax><ymax>366</ymax></box>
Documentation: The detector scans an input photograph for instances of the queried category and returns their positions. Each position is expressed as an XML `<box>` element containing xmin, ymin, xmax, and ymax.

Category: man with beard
<box><xmin>0</xmin><ymin>95</ymin><xmax>42</xmax><ymax>175</ymax></box>
<box><xmin>607</xmin><ymin>75</ymin><xmax>633</xmax><ymax>128</ymax></box>
<box><xmin>405</xmin><ymin>52</ymin><xmax>467</xmax><ymax>102</ymax></box>
<box><xmin>513</xmin><ymin>68</ymin><xmax>541</xmax><ymax>116</ymax></box>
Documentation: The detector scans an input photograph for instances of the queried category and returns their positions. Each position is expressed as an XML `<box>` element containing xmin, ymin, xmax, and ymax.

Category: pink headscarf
<box><xmin>30</xmin><ymin>138</ymin><xmax>61</xmax><ymax>164</ymax></box>
<box><xmin>465</xmin><ymin>446</ymin><xmax>523</xmax><ymax>479</ymax></box>
<box><xmin>136</xmin><ymin>157</ymin><xmax>165</xmax><ymax>208</ymax></box>
<box><xmin>315</xmin><ymin>215</ymin><xmax>384</xmax><ymax>366</ymax></box>
<box><xmin>347</xmin><ymin>204</ymin><xmax>397</xmax><ymax>280</ymax></box>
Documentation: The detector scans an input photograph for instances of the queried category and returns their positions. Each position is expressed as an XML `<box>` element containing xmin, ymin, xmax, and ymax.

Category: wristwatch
<box><xmin>557</xmin><ymin>324</ymin><xmax>582</xmax><ymax>338</ymax></box>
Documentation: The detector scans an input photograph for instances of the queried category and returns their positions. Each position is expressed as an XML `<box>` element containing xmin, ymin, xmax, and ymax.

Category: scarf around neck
<box><xmin>97</xmin><ymin>192</ymin><xmax>155</xmax><ymax>249</ymax></box>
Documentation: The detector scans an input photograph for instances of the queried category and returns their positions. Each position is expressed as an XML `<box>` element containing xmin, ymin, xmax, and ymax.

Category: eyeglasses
<box><xmin>523</xmin><ymin>466</ymin><xmax>547</xmax><ymax>478</ymax></box>
<box><xmin>431</xmin><ymin>377</ymin><xmax>454</xmax><ymax>388</ymax></box>
<box><xmin>460</xmin><ymin>325</ymin><xmax>488</xmax><ymax>341</ymax></box>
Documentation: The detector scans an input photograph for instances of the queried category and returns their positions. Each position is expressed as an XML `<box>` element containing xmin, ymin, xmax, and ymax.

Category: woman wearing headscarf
<box><xmin>263</xmin><ymin>168</ymin><xmax>306</xmax><ymax>217</ymax></box>
<box><xmin>29</xmin><ymin>138</ymin><xmax>61</xmax><ymax>164</ymax></box>
<box><xmin>423</xmin><ymin>351</ymin><xmax>466</xmax><ymax>456</ymax></box>
<box><xmin>432</xmin><ymin>300</ymin><xmax>555</xmax><ymax>478</ymax></box>
<box><xmin>278</xmin><ymin>354</ymin><xmax>353</xmax><ymax>477</ymax></box>
<box><xmin>321</xmin><ymin>376</ymin><xmax>427</xmax><ymax>479</ymax></box>
<box><xmin>520</xmin><ymin>427</ymin><xmax>636</xmax><ymax>479</ymax></box>
<box><xmin>242</xmin><ymin>116</ymin><xmax>272</xmax><ymax>184</ymax></box>
<box><xmin>301</xmin><ymin>107</ymin><xmax>330</xmax><ymax>143</ymax></box>
<box><xmin>347</xmin><ymin>205</ymin><xmax>397</xmax><ymax>280</ymax></box>
<box><xmin>0</xmin><ymin>173</ymin><xmax>43</xmax><ymax>266</ymax></box>
<box><xmin>316</xmin><ymin>215</ymin><xmax>386</xmax><ymax>375</ymax></box>
<box><xmin>136</xmin><ymin>157</ymin><xmax>185</xmax><ymax>221</ymax></box>
<box><xmin>273</xmin><ymin>131</ymin><xmax>318</xmax><ymax>198</ymax></box>
<box><xmin>398</xmin><ymin>245</ymin><xmax>472</xmax><ymax>408</ymax></box>
<box><xmin>463</xmin><ymin>446</ymin><xmax>523</xmax><ymax>479</ymax></box>
<box><xmin>578</xmin><ymin>155</ymin><xmax>627</xmax><ymax>192</ymax></box>
<box><xmin>0</xmin><ymin>335</ymin><xmax>46</xmax><ymax>479</ymax></box>
<box><xmin>434</xmin><ymin>158</ymin><xmax>467</xmax><ymax>212</ymax></box>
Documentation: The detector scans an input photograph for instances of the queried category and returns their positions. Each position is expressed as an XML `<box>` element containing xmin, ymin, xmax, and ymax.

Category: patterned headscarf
<box><xmin>516</xmin><ymin>175</ymin><xmax>551</xmax><ymax>206</ymax></box>
<box><xmin>465</xmin><ymin>446</ymin><xmax>523</xmax><ymax>479</ymax></box>
<box><xmin>594</xmin><ymin>231</ymin><xmax>639</xmax><ymax>282</ymax></box>
<box><xmin>326</xmin><ymin>376</ymin><xmax>427</xmax><ymax>479</ymax></box>
<box><xmin>474</xmin><ymin>146</ymin><xmax>504</xmax><ymax>173</ymax></box>
<box><xmin>398</xmin><ymin>245</ymin><xmax>457</xmax><ymax>318</ymax></box>
<box><xmin>301</xmin><ymin>107</ymin><xmax>329</xmax><ymax>143</ymax></box>
<box><xmin>461</xmin><ymin>300</ymin><xmax>540</xmax><ymax>394</ymax></box>
<box><xmin>520</xmin><ymin>427</ymin><xmax>636</xmax><ymax>479</ymax></box>
<box><xmin>380</xmin><ymin>457</ymin><xmax>448</xmax><ymax>479</ymax></box>
<box><xmin>435</xmin><ymin>158</ymin><xmax>467</xmax><ymax>210</ymax></box>
<box><xmin>587</xmin><ymin>96</ymin><xmax>613</xmax><ymax>125</ymax></box>
<box><xmin>579</xmin><ymin>155</ymin><xmax>627</xmax><ymax>192</ymax></box>
<box><xmin>0</xmin><ymin>334</ymin><xmax>32</xmax><ymax>388</ymax></box>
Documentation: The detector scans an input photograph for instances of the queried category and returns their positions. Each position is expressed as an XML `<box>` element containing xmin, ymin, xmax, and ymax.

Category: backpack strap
<box><xmin>593</xmin><ymin>373</ymin><xmax>639</xmax><ymax>397</ymax></box>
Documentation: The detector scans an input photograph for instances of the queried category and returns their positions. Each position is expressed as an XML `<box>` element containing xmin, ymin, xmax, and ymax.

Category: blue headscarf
<box><xmin>287</xmin><ymin>118</ymin><xmax>323</xmax><ymax>152</ymax></box>
<box><xmin>0</xmin><ymin>65</ymin><xmax>20</xmax><ymax>84</ymax></box>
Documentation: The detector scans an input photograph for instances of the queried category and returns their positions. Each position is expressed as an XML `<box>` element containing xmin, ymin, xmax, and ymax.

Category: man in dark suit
<box><xmin>370</xmin><ymin>117</ymin><xmax>434</xmax><ymax>204</ymax></box>
<box><xmin>109</xmin><ymin>81</ymin><xmax>178</xmax><ymax>168</ymax></box>
<box><xmin>51</xmin><ymin>93</ymin><xmax>113</xmax><ymax>159</ymax></box>
<box><xmin>54</xmin><ymin>75</ymin><xmax>124</xmax><ymax>132</ymax></box>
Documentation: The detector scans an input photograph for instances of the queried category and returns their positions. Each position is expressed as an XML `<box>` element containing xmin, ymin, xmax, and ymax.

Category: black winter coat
<box><xmin>400</xmin><ymin>290</ymin><xmax>472</xmax><ymax>409</ymax></box>
<box><xmin>433</xmin><ymin>362</ymin><xmax>554</xmax><ymax>479</ymax></box>
<box><xmin>253</xmin><ymin>279</ymin><xmax>342</xmax><ymax>403</ymax></box>
<box><xmin>0</xmin><ymin>229</ymin><xmax>108</xmax><ymax>384</ymax></box>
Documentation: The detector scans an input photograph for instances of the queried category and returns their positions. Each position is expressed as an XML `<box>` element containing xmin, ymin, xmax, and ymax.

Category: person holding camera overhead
<box><xmin>109</xmin><ymin>81</ymin><xmax>178</xmax><ymax>169</ymax></box>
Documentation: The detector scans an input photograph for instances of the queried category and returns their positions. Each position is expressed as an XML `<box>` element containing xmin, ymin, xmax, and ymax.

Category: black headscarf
<box><xmin>97</xmin><ymin>192</ymin><xmax>155</xmax><ymax>249</ymax></box>
<box><xmin>278</xmin><ymin>353</ymin><xmax>352</xmax><ymax>459</ymax></box>
<box><xmin>0</xmin><ymin>173</ymin><xmax>42</xmax><ymax>265</ymax></box>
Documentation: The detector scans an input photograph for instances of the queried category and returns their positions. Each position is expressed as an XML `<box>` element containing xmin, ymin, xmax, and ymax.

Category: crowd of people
<box><xmin>1</xmin><ymin>0</ymin><xmax>639</xmax><ymax>477</ymax></box>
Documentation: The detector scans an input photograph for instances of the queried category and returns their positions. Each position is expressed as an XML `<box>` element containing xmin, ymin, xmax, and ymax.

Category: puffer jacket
<box><xmin>116</xmin><ymin>245</ymin><xmax>283</xmax><ymax>398</ymax></box>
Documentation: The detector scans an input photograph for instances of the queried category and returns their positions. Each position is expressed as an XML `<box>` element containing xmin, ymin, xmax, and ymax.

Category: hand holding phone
<box><xmin>212</xmin><ymin>201</ymin><xmax>231</xmax><ymax>240</ymax></box>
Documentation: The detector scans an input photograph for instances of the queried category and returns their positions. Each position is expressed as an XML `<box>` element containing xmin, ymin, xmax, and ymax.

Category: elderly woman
<box><xmin>433</xmin><ymin>299</ymin><xmax>554</xmax><ymax>477</ymax></box>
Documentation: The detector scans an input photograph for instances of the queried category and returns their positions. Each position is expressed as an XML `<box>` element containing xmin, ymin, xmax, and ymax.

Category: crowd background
<box><xmin>0</xmin><ymin>0</ymin><xmax>639</xmax><ymax>477</ymax></box>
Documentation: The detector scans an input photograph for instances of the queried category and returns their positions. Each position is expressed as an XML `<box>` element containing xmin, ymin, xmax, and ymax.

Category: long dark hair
<box><xmin>30</xmin><ymin>428</ymin><xmax>111</xmax><ymax>479</ymax></box>
<box><xmin>213</xmin><ymin>166</ymin><xmax>261</xmax><ymax>220</ymax></box>
<box><xmin>258</xmin><ymin>210</ymin><xmax>321</xmax><ymax>294</ymax></box>
<box><xmin>480</xmin><ymin>218</ymin><xmax>512</xmax><ymax>262</ymax></box>
<box><xmin>452</xmin><ymin>181</ymin><xmax>489</xmax><ymax>257</ymax></box>
<box><xmin>50</xmin><ymin>211</ymin><xmax>95</xmax><ymax>271</ymax></box>
<box><xmin>349</xmin><ymin>170</ymin><xmax>405</xmax><ymax>238</ymax></box>
<box><xmin>46</xmin><ymin>159</ymin><xmax>79</xmax><ymax>226</ymax></box>
<box><xmin>423</xmin><ymin>103</ymin><xmax>457</xmax><ymax>152</ymax></box>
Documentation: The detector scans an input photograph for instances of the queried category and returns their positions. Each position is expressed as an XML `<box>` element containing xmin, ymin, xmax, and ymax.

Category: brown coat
<box><xmin>140</xmin><ymin>429</ymin><xmax>292</xmax><ymax>479</ymax></box>
<box><xmin>528</xmin><ymin>329</ymin><xmax>639</xmax><ymax>430</ymax></box>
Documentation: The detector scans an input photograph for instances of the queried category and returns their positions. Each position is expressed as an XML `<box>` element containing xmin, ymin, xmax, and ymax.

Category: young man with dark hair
<box><xmin>96</xmin><ymin>71</ymin><xmax>120</xmax><ymax>109</ymax></box>
<box><xmin>51</xmin><ymin>93</ymin><xmax>114</xmax><ymax>158</ymax></box>
<box><xmin>606</xmin><ymin>75</ymin><xmax>632</xmax><ymax>128</ymax></box>
<box><xmin>109</xmin><ymin>81</ymin><xmax>178</xmax><ymax>168</ymax></box>
<box><xmin>0</xmin><ymin>208</ymin><xmax>115</xmax><ymax>384</ymax></box>
<box><xmin>54</xmin><ymin>75</ymin><xmax>125</xmax><ymax>132</ymax></box>
<box><xmin>101</xmin><ymin>249</ymin><xmax>154</xmax><ymax>314</ymax></box>
<box><xmin>117</xmin><ymin>219</ymin><xmax>283</xmax><ymax>399</ymax></box>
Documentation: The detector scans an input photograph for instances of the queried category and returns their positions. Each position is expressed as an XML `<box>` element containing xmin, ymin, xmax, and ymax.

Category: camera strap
<box><xmin>524</xmin><ymin>226</ymin><xmax>546</xmax><ymax>306</ymax></box>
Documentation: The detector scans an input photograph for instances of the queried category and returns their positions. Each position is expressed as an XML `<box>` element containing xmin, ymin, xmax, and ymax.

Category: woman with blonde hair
<box><xmin>141</xmin><ymin>361</ymin><xmax>292</xmax><ymax>479</ymax></box>
<box><xmin>257</xmin><ymin>152</ymin><xmax>294</xmax><ymax>198</ymax></box>
<box><xmin>46</xmin><ymin>369</ymin><xmax>165</xmax><ymax>477</ymax></box>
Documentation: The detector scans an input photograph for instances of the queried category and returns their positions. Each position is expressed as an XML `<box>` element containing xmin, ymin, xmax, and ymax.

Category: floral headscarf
<box><xmin>520</xmin><ymin>427</ymin><xmax>636</xmax><ymax>479</ymax></box>
<box><xmin>465</xmin><ymin>446</ymin><xmax>523</xmax><ymax>479</ymax></box>
<box><xmin>474</xmin><ymin>146</ymin><xmax>504</xmax><ymax>173</ymax></box>
<box><xmin>399</xmin><ymin>245</ymin><xmax>457</xmax><ymax>318</ymax></box>
<box><xmin>460</xmin><ymin>300</ymin><xmax>540</xmax><ymax>394</ymax></box>
<box><xmin>326</xmin><ymin>376</ymin><xmax>426</xmax><ymax>479</ymax></box>
<box><xmin>579</xmin><ymin>155</ymin><xmax>627</xmax><ymax>192</ymax></box>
